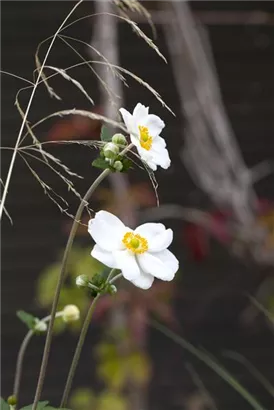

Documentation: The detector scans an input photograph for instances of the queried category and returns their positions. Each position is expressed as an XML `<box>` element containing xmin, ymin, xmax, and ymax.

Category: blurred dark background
<box><xmin>1</xmin><ymin>1</ymin><xmax>274</xmax><ymax>409</ymax></box>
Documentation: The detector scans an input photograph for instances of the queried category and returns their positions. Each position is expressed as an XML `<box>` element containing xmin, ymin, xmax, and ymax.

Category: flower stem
<box><xmin>32</xmin><ymin>168</ymin><xmax>110</xmax><ymax>410</ymax></box>
<box><xmin>60</xmin><ymin>295</ymin><xmax>100</xmax><ymax>407</ymax></box>
<box><xmin>109</xmin><ymin>272</ymin><xmax>123</xmax><ymax>284</ymax></box>
<box><xmin>60</xmin><ymin>268</ymin><xmax>118</xmax><ymax>407</ymax></box>
<box><xmin>106</xmin><ymin>268</ymin><xmax>118</xmax><ymax>282</ymax></box>
<box><xmin>13</xmin><ymin>330</ymin><xmax>33</xmax><ymax>403</ymax></box>
<box><xmin>13</xmin><ymin>312</ymin><xmax>63</xmax><ymax>406</ymax></box>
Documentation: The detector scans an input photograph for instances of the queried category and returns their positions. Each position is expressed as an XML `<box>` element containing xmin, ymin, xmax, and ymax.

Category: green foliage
<box><xmin>92</xmin><ymin>156</ymin><xmax>132</xmax><ymax>173</ymax></box>
<box><xmin>97</xmin><ymin>392</ymin><xmax>127</xmax><ymax>410</ymax></box>
<box><xmin>100</xmin><ymin>125</ymin><xmax>112</xmax><ymax>142</ymax></box>
<box><xmin>20</xmin><ymin>402</ymin><xmax>70</xmax><ymax>410</ymax></box>
<box><xmin>1</xmin><ymin>398</ymin><xmax>9</xmax><ymax>410</ymax></box>
<box><xmin>36</xmin><ymin>247</ymin><xmax>104</xmax><ymax>334</ymax></box>
<box><xmin>118</xmin><ymin>157</ymin><xmax>133</xmax><ymax>173</ymax></box>
<box><xmin>70</xmin><ymin>389</ymin><xmax>127</xmax><ymax>410</ymax></box>
<box><xmin>16</xmin><ymin>310</ymin><xmax>38</xmax><ymax>331</ymax></box>
<box><xmin>92</xmin><ymin>157</ymin><xmax>111</xmax><ymax>171</ymax></box>
<box><xmin>69</xmin><ymin>389</ymin><xmax>96</xmax><ymax>410</ymax></box>
<box><xmin>96</xmin><ymin>342</ymin><xmax>150</xmax><ymax>390</ymax></box>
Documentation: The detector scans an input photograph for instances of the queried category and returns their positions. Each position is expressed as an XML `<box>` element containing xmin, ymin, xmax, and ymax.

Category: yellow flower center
<box><xmin>138</xmin><ymin>125</ymin><xmax>152</xmax><ymax>151</ymax></box>
<box><xmin>122</xmin><ymin>232</ymin><xmax>148</xmax><ymax>254</ymax></box>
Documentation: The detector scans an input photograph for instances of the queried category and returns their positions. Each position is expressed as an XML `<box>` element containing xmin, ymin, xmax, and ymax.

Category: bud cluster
<box><xmin>102</xmin><ymin>134</ymin><xmax>127</xmax><ymax>171</ymax></box>
<box><xmin>76</xmin><ymin>273</ymin><xmax>117</xmax><ymax>297</ymax></box>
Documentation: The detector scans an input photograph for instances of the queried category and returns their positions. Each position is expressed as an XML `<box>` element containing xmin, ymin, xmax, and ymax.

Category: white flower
<box><xmin>88</xmin><ymin>211</ymin><xmax>178</xmax><ymax>290</ymax></box>
<box><xmin>62</xmin><ymin>305</ymin><xmax>80</xmax><ymax>323</ymax></box>
<box><xmin>119</xmin><ymin>103</ymin><xmax>171</xmax><ymax>171</ymax></box>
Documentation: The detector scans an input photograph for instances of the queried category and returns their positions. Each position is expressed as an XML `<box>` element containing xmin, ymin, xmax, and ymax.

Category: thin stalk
<box><xmin>106</xmin><ymin>268</ymin><xmax>118</xmax><ymax>282</ymax></box>
<box><xmin>60</xmin><ymin>295</ymin><xmax>100</xmax><ymax>407</ymax></box>
<box><xmin>60</xmin><ymin>268</ymin><xmax>120</xmax><ymax>406</ymax></box>
<box><xmin>110</xmin><ymin>272</ymin><xmax>123</xmax><ymax>284</ymax></box>
<box><xmin>0</xmin><ymin>0</ymin><xmax>83</xmax><ymax>220</ymax></box>
<box><xmin>13</xmin><ymin>330</ymin><xmax>33</xmax><ymax>403</ymax></box>
<box><xmin>33</xmin><ymin>144</ymin><xmax>132</xmax><ymax>409</ymax></box>
<box><xmin>13</xmin><ymin>312</ymin><xmax>63</xmax><ymax>405</ymax></box>
<box><xmin>32</xmin><ymin>168</ymin><xmax>110</xmax><ymax>409</ymax></box>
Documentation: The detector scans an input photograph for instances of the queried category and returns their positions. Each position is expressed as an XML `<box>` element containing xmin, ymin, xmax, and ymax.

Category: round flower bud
<box><xmin>34</xmin><ymin>320</ymin><xmax>47</xmax><ymax>333</ymax></box>
<box><xmin>113</xmin><ymin>161</ymin><xmax>123</xmax><ymax>172</ymax></box>
<box><xmin>62</xmin><ymin>304</ymin><xmax>80</xmax><ymax>323</ymax></box>
<box><xmin>103</xmin><ymin>142</ymin><xmax>119</xmax><ymax>159</ymax></box>
<box><xmin>8</xmin><ymin>396</ymin><xmax>17</xmax><ymax>406</ymax></box>
<box><xmin>108</xmin><ymin>284</ymin><xmax>117</xmax><ymax>295</ymax></box>
<box><xmin>112</xmin><ymin>133</ymin><xmax>127</xmax><ymax>146</ymax></box>
<box><xmin>76</xmin><ymin>274</ymin><xmax>90</xmax><ymax>289</ymax></box>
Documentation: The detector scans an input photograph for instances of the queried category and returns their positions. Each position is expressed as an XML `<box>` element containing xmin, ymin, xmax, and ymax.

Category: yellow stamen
<box><xmin>138</xmin><ymin>125</ymin><xmax>152</xmax><ymax>151</ymax></box>
<box><xmin>122</xmin><ymin>232</ymin><xmax>148</xmax><ymax>254</ymax></box>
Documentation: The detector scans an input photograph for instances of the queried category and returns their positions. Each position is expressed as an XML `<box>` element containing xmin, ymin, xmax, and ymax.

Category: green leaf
<box><xmin>100</xmin><ymin>125</ymin><xmax>112</xmax><ymax>142</ymax></box>
<box><xmin>20</xmin><ymin>403</ymin><xmax>71</xmax><ymax>410</ymax></box>
<box><xmin>120</xmin><ymin>158</ymin><xmax>133</xmax><ymax>172</ymax></box>
<box><xmin>16</xmin><ymin>310</ymin><xmax>37</xmax><ymax>330</ymax></box>
<box><xmin>1</xmin><ymin>398</ymin><xmax>9</xmax><ymax>410</ymax></box>
<box><xmin>92</xmin><ymin>157</ymin><xmax>110</xmax><ymax>170</ymax></box>
<box><xmin>20</xmin><ymin>401</ymin><xmax>49</xmax><ymax>410</ymax></box>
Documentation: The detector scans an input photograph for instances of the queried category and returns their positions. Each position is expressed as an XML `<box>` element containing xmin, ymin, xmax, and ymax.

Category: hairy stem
<box><xmin>13</xmin><ymin>330</ymin><xmax>33</xmax><ymax>403</ymax></box>
<box><xmin>110</xmin><ymin>272</ymin><xmax>123</xmax><ymax>284</ymax></box>
<box><xmin>60</xmin><ymin>295</ymin><xmax>100</xmax><ymax>407</ymax></box>
<box><xmin>32</xmin><ymin>168</ymin><xmax>110</xmax><ymax>409</ymax></box>
<box><xmin>60</xmin><ymin>267</ymin><xmax>117</xmax><ymax>406</ymax></box>
<box><xmin>14</xmin><ymin>313</ymin><xmax>63</xmax><ymax>406</ymax></box>
<box><xmin>0</xmin><ymin>0</ymin><xmax>83</xmax><ymax>220</ymax></box>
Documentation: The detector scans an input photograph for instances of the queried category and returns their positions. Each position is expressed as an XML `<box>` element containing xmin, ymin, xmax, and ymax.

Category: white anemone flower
<box><xmin>119</xmin><ymin>103</ymin><xmax>171</xmax><ymax>171</ymax></box>
<box><xmin>88</xmin><ymin>211</ymin><xmax>178</xmax><ymax>290</ymax></box>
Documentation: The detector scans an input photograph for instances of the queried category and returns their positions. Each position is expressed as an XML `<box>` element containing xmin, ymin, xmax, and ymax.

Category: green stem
<box><xmin>13</xmin><ymin>330</ymin><xmax>33</xmax><ymax>403</ymax></box>
<box><xmin>60</xmin><ymin>295</ymin><xmax>100</xmax><ymax>407</ymax></box>
<box><xmin>13</xmin><ymin>313</ymin><xmax>63</xmax><ymax>406</ymax></box>
<box><xmin>60</xmin><ymin>268</ymin><xmax>119</xmax><ymax>407</ymax></box>
<box><xmin>32</xmin><ymin>169</ymin><xmax>110</xmax><ymax>410</ymax></box>
<box><xmin>110</xmin><ymin>272</ymin><xmax>123</xmax><ymax>284</ymax></box>
<box><xmin>106</xmin><ymin>268</ymin><xmax>118</xmax><ymax>283</ymax></box>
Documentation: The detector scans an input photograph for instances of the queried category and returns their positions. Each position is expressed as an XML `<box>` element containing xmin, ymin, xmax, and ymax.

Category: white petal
<box><xmin>130</xmin><ymin>270</ymin><xmax>154</xmax><ymax>289</ymax></box>
<box><xmin>88</xmin><ymin>211</ymin><xmax>126</xmax><ymax>251</ymax></box>
<box><xmin>149</xmin><ymin>229</ymin><xmax>173</xmax><ymax>252</ymax></box>
<box><xmin>95</xmin><ymin>211</ymin><xmax>126</xmax><ymax>229</ymax></box>
<box><xmin>119</xmin><ymin>108</ymin><xmax>133</xmax><ymax>131</ymax></box>
<box><xmin>144</xmin><ymin>114</ymin><xmax>165</xmax><ymax>137</ymax></box>
<box><xmin>133</xmin><ymin>103</ymin><xmax>149</xmax><ymax>123</ymax></box>
<box><xmin>137</xmin><ymin>252</ymin><xmax>175</xmax><ymax>281</ymax></box>
<box><xmin>146</xmin><ymin>160</ymin><xmax>157</xmax><ymax>171</ymax></box>
<box><xmin>155</xmin><ymin>136</ymin><xmax>166</xmax><ymax>147</ymax></box>
<box><xmin>130</xmin><ymin>134</ymin><xmax>139</xmax><ymax>147</ymax></box>
<box><xmin>135</xmin><ymin>223</ymin><xmax>165</xmax><ymax>242</ymax></box>
<box><xmin>152</xmin><ymin>136</ymin><xmax>166</xmax><ymax>151</ymax></box>
<box><xmin>156</xmin><ymin>249</ymin><xmax>179</xmax><ymax>276</ymax></box>
<box><xmin>150</xmin><ymin>146</ymin><xmax>171</xmax><ymax>169</ymax></box>
<box><xmin>91</xmin><ymin>245</ymin><xmax>117</xmax><ymax>268</ymax></box>
<box><xmin>114</xmin><ymin>250</ymin><xmax>140</xmax><ymax>280</ymax></box>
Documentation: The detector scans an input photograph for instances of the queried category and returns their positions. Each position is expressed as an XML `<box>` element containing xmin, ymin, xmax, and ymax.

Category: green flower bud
<box><xmin>34</xmin><ymin>319</ymin><xmax>47</xmax><ymax>333</ymax></box>
<box><xmin>62</xmin><ymin>304</ymin><xmax>80</xmax><ymax>323</ymax></box>
<box><xmin>112</xmin><ymin>133</ymin><xmax>127</xmax><ymax>146</ymax></box>
<box><xmin>8</xmin><ymin>396</ymin><xmax>17</xmax><ymax>406</ymax></box>
<box><xmin>108</xmin><ymin>284</ymin><xmax>117</xmax><ymax>295</ymax></box>
<box><xmin>76</xmin><ymin>274</ymin><xmax>90</xmax><ymax>289</ymax></box>
<box><xmin>113</xmin><ymin>160</ymin><xmax>123</xmax><ymax>172</ymax></box>
<box><xmin>103</xmin><ymin>142</ymin><xmax>119</xmax><ymax>159</ymax></box>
